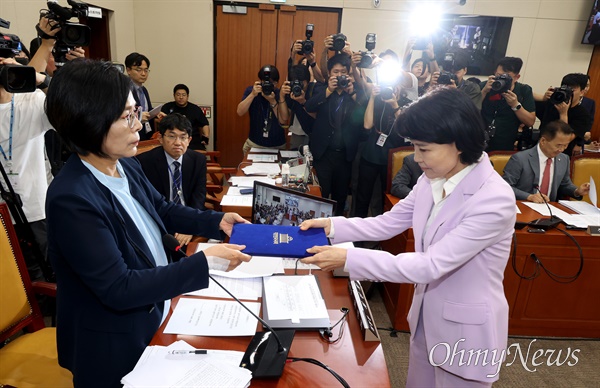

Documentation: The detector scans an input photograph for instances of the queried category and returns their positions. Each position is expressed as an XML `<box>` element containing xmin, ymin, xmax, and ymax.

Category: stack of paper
<box><xmin>249</xmin><ymin>147</ymin><xmax>278</xmax><ymax>154</ymax></box>
<box><xmin>122</xmin><ymin>340</ymin><xmax>251</xmax><ymax>388</ymax></box>
<box><xmin>247</xmin><ymin>154</ymin><xmax>278</xmax><ymax>162</ymax></box>
<box><xmin>242</xmin><ymin>163</ymin><xmax>281</xmax><ymax>176</ymax></box>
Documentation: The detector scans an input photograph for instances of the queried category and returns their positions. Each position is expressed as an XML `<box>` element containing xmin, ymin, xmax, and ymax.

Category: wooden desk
<box><xmin>380</xmin><ymin>194</ymin><xmax>600</xmax><ymax>338</ymax></box>
<box><xmin>150</xmin><ymin>246</ymin><xmax>390</xmax><ymax>387</ymax></box>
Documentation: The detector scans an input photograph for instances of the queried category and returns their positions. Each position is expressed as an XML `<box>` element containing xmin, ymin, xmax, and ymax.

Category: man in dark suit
<box><xmin>502</xmin><ymin>120</ymin><xmax>590</xmax><ymax>203</ymax></box>
<box><xmin>137</xmin><ymin>113</ymin><xmax>207</xmax><ymax>246</ymax></box>
<box><xmin>126</xmin><ymin>52</ymin><xmax>155</xmax><ymax>140</ymax></box>
<box><xmin>390</xmin><ymin>153</ymin><xmax>423</xmax><ymax>199</ymax></box>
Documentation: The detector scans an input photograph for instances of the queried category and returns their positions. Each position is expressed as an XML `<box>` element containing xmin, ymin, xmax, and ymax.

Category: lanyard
<box><xmin>0</xmin><ymin>96</ymin><xmax>15</xmax><ymax>164</ymax></box>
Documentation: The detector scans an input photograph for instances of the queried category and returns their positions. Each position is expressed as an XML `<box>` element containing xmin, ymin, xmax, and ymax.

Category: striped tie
<box><xmin>172</xmin><ymin>161</ymin><xmax>182</xmax><ymax>204</ymax></box>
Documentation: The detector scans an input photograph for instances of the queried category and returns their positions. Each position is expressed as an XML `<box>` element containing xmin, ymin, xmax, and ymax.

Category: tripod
<box><xmin>0</xmin><ymin>161</ymin><xmax>54</xmax><ymax>282</ymax></box>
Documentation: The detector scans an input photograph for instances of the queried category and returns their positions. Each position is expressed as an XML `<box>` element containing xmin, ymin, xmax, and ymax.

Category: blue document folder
<box><xmin>229</xmin><ymin>224</ymin><xmax>329</xmax><ymax>258</ymax></box>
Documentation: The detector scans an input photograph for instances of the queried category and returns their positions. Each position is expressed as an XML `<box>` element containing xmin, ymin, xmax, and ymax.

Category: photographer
<box><xmin>481</xmin><ymin>57</ymin><xmax>536</xmax><ymax>151</ymax></box>
<box><xmin>305</xmin><ymin>53</ymin><xmax>365</xmax><ymax>216</ymax></box>
<box><xmin>536</xmin><ymin>73</ymin><xmax>592</xmax><ymax>157</ymax></box>
<box><xmin>403</xmin><ymin>38</ymin><xmax>440</xmax><ymax>96</ymax></box>
<box><xmin>236</xmin><ymin>65</ymin><xmax>286</xmax><ymax>154</ymax></box>
<box><xmin>0</xmin><ymin>16</ymin><xmax>58</xmax><ymax>281</ymax></box>
<box><xmin>429</xmin><ymin>51</ymin><xmax>482</xmax><ymax>109</ymax></box>
<box><xmin>291</xmin><ymin>26</ymin><xmax>325</xmax><ymax>84</ymax></box>
<box><xmin>279</xmin><ymin>64</ymin><xmax>316</xmax><ymax>150</ymax></box>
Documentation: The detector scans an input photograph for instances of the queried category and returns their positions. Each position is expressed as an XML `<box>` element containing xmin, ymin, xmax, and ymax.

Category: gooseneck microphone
<box><xmin>161</xmin><ymin>234</ymin><xmax>295</xmax><ymax>378</ymax></box>
<box><xmin>531</xmin><ymin>185</ymin><xmax>562</xmax><ymax>230</ymax></box>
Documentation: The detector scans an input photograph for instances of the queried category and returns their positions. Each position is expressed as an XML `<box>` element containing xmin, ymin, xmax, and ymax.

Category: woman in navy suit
<box><xmin>45</xmin><ymin>59</ymin><xmax>250</xmax><ymax>387</ymax></box>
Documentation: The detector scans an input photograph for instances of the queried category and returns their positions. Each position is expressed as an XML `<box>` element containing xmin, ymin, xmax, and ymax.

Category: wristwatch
<box><xmin>511</xmin><ymin>103</ymin><xmax>522</xmax><ymax>111</ymax></box>
<box><xmin>37</xmin><ymin>73</ymin><xmax>51</xmax><ymax>89</ymax></box>
<box><xmin>309</xmin><ymin>62</ymin><xmax>316</xmax><ymax>68</ymax></box>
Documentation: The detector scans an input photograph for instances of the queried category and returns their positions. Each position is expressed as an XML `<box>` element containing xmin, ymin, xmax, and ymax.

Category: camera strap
<box><xmin>0</xmin><ymin>96</ymin><xmax>15</xmax><ymax>173</ymax></box>
<box><xmin>35</xmin><ymin>24</ymin><xmax>57</xmax><ymax>41</ymax></box>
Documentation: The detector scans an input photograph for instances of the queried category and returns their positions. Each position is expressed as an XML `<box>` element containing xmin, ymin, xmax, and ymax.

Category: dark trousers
<box><xmin>22</xmin><ymin>219</ymin><xmax>49</xmax><ymax>281</ymax></box>
<box><xmin>313</xmin><ymin>150</ymin><xmax>352</xmax><ymax>216</ymax></box>
<box><xmin>354</xmin><ymin>159</ymin><xmax>388</xmax><ymax>218</ymax></box>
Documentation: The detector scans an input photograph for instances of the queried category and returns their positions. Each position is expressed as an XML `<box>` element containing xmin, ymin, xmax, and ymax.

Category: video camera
<box><xmin>357</xmin><ymin>33</ymin><xmax>376</xmax><ymax>68</ymax></box>
<box><xmin>298</xmin><ymin>24</ymin><xmax>314</xmax><ymax>55</ymax></box>
<box><xmin>261</xmin><ymin>65</ymin><xmax>274</xmax><ymax>96</ymax></box>
<box><xmin>41</xmin><ymin>0</ymin><xmax>91</xmax><ymax>64</ymax></box>
<box><xmin>0</xmin><ymin>19</ymin><xmax>37</xmax><ymax>93</ymax></box>
<box><xmin>330</xmin><ymin>33</ymin><xmax>347</xmax><ymax>52</ymax></box>
<box><xmin>549</xmin><ymin>85</ymin><xmax>573</xmax><ymax>105</ymax></box>
<box><xmin>490</xmin><ymin>73</ymin><xmax>512</xmax><ymax>95</ymax></box>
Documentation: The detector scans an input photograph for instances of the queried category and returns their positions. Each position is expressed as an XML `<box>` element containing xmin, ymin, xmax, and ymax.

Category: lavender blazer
<box><xmin>331</xmin><ymin>153</ymin><xmax>515</xmax><ymax>381</ymax></box>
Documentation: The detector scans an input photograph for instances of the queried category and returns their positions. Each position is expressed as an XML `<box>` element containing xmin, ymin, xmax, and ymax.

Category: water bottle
<box><xmin>281</xmin><ymin>163</ymin><xmax>290</xmax><ymax>187</ymax></box>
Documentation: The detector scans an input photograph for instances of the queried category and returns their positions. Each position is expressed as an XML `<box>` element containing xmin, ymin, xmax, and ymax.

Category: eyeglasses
<box><xmin>132</xmin><ymin>67</ymin><xmax>150</xmax><ymax>74</ymax></box>
<box><xmin>163</xmin><ymin>134</ymin><xmax>190</xmax><ymax>142</ymax></box>
<box><xmin>125</xmin><ymin>106</ymin><xmax>141</xmax><ymax>128</ymax></box>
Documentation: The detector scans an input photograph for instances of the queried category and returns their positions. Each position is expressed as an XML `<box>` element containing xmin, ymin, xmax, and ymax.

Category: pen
<box><xmin>169</xmin><ymin>350</ymin><xmax>208</xmax><ymax>355</ymax></box>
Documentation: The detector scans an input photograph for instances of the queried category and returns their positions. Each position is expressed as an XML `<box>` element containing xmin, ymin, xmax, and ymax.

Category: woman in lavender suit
<box><xmin>301</xmin><ymin>88</ymin><xmax>516</xmax><ymax>387</ymax></box>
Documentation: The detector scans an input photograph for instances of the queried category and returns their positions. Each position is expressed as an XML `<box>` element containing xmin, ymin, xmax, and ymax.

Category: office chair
<box><xmin>488</xmin><ymin>150</ymin><xmax>516</xmax><ymax>176</ymax></box>
<box><xmin>386</xmin><ymin>146</ymin><xmax>414</xmax><ymax>193</ymax></box>
<box><xmin>570</xmin><ymin>153</ymin><xmax>600</xmax><ymax>204</ymax></box>
<box><xmin>0</xmin><ymin>203</ymin><xmax>73</xmax><ymax>387</ymax></box>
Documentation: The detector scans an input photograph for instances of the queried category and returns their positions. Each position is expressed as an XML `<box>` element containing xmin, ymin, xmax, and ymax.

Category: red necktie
<box><xmin>540</xmin><ymin>158</ymin><xmax>552</xmax><ymax>196</ymax></box>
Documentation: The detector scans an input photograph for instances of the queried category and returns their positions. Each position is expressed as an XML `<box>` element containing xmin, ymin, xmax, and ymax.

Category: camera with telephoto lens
<box><xmin>330</xmin><ymin>33</ymin><xmax>347</xmax><ymax>51</ymax></box>
<box><xmin>490</xmin><ymin>73</ymin><xmax>513</xmax><ymax>95</ymax></box>
<box><xmin>41</xmin><ymin>0</ymin><xmax>91</xmax><ymax>65</ymax></box>
<box><xmin>358</xmin><ymin>33</ymin><xmax>377</xmax><ymax>68</ymax></box>
<box><xmin>0</xmin><ymin>21</ymin><xmax>37</xmax><ymax>93</ymax></box>
<box><xmin>437</xmin><ymin>71</ymin><xmax>458</xmax><ymax>85</ymax></box>
<box><xmin>549</xmin><ymin>85</ymin><xmax>573</xmax><ymax>105</ymax></box>
<box><xmin>515</xmin><ymin>126</ymin><xmax>540</xmax><ymax>151</ymax></box>
<box><xmin>298</xmin><ymin>23</ymin><xmax>314</xmax><ymax>55</ymax></box>
<box><xmin>290</xmin><ymin>79</ymin><xmax>303</xmax><ymax>97</ymax></box>
<box><xmin>261</xmin><ymin>66</ymin><xmax>274</xmax><ymax>95</ymax></box>
<box><xmin>336</xmin><ymin>75</ymin><xmax>349</xmax><ymax>89</ymax></box>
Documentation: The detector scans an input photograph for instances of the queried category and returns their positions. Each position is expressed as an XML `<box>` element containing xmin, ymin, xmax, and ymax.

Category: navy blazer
<box><xmin>136</xmin><ymin>147</ymin><xmax>207</xmax><ymax>210</ymax></box>
<box><xmin>46</xmin><ymin>155</ymin><xmax>224</xmax><ymax>387</ymax></box>
<box><xmin>502</xmin><ymin>146</ymin><xmax>580</xmax><ymax>202</ymax></box>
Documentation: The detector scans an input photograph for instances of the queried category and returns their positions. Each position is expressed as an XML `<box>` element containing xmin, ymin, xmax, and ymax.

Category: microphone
<box><xmin>530</xmin><ymin>185</ymin><xmax>562</xmax><ymax>230</ymax></box>
<box><xmin>161</xmin><ymin>234</ymin><xmax>294</xmax><ymax>378</ymax></box>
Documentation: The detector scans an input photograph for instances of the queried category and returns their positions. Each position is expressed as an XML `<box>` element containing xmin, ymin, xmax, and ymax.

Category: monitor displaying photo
<box><xmin>582</xmin><ymin>0</ymin><xmax>600</xmax><ymax>45</ymax></box>
<box><xmin>252</xmin><ymin>182</ymin><xmax>336</xmax><ymax>226</ymax></box>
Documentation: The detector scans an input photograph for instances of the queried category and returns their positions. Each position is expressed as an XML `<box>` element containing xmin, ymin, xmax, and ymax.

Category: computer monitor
<box><xmin>252</xmin><ymin>181</ymin><xmax>336</xmax><ymax>226</ymax></box>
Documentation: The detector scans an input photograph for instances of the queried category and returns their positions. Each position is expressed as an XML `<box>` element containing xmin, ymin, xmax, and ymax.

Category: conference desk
<box><xmin>380</xmin><ymin>194</ymin><xmax>600</xmax><ymax>338</ymax></box>
<box><xmin>150</xmin><ymin>243</ymin><xmax>390</xmax><ymax>387</ymax></box>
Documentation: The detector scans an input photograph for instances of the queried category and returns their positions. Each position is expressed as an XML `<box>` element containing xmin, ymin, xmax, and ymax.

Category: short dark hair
<box><xmin>173</xmin><ymin>83</ymin><xmax>189</xmax><ymax>95</ymax></box>
<box><xmin>394</xmin><ymin>88</ymin><xmax>486</xmax><ymax>165</ymax></box>
<box><xmin>496</xmin><ymin>57</ymin><xmax>523</xmax><ymax>74</ymax></box>
<box><xmin>158</xmin><ymin>113</ymin><xmax>193</xmax><ymax>137</ymax></box>
<box><xmin>540</xmin><ymin>120</ymin><xmax>574</xmax><ymax>141</ymax></box>
<box><xmin>411</xmin><ymin>58</ymin><xmax>430</xmax><ymax>75</ymax></box>
<box><xmin>379</xmin><ymin>49</ymin><xmax>399</xmax><ymax>61</ymax></box>
<box><xmin>450</xmin><ymin>52</ymin><xmax>469</xmax><ymax>73</ymax></box>
<box><xmin>327</xmin><ymin>53</ymin><xmax>351</xmax><ymax>72</ymax></box>
<box><xmin>561</xmin><ymin>73</ymin><xmax>588</xmax><ymax>90</ymax></box>
<box><xmin>289</xmin><ymin>64</ymin><xmax>310</xmax><ymax>82</ymax></box>
<box><xmin>46</xmin><ymin>59</ymin><xmax>132</xmax><ymax>157</ymax></box>
<box><xmin>125</xmin><ymin>52</ymin><xmax>150</xmax><ymax>68</ymax></box>
<box><xmin>258</xmin><ymin>65</ymin><xmax>280</xmax><ymax>82</ymax></box>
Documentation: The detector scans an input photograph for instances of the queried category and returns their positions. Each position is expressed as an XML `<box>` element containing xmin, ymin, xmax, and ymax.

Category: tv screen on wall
<box><xmin>582</xmin><ymin>0</ymin><xmax>600</xmax><ymax>44</ymax></box>
<box><xmin>422</xmin><ymin>14</ymin><xmax>513</xmax><ymax>76</ymax></box>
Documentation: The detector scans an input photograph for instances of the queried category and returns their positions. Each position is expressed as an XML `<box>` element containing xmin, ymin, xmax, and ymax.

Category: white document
<box><xmin>280</xmin><ymin>150</ymin><xmax>300</xmax><ymax>158</ymax></box>
<box><xmin>247</xmin><ymin>154</ymin><xmax>278</xmax><ymax>162</ymax></box>
<box><xmin>263</xmin><ymin>275</ymin><xmax>328</xmax><ymax>321</ymax></box>
<box><xmin>122</xmin><ymin>340</ymin><xmax>251</xmax><ymax>388</ymax></box>
<box><xmin>242</xmin><ymin>163</ymin><xmax>281</xmax><ymax>176</ymax></box>
<box><xmin>194</xmin><ymin>244</ymin><xmax>285</xmax><ymax>278</ymax></box>
<box><xmin>522</xmin><ymin>202</ymin><xmax>572</xmax><ymax>219</ymax></box>
<box><xmin>220</xmin><ymin>195</ymin><xmax>253</xmax><ymax>207</ymax></box>
<box><xmin>559</xmin><ymin>214</ymin><xmax>600</xmax><ymax>228</ymax></box>
<box><xmin>590</xmin><ymin>176</ymin><xmax>598</xmax><ymax>207</ymax></box>
<box><xmin>163</xmin><ymin>298</ymin><xmax>259</xmax><ymax>336</ymax></box>
<box><xmin>282</xmin><ymin>258</ymin><xmax>320</xmax><ymax>270</ymax></box>
<box><xmin>558</xmin><ymin>200</ymin><xmax>600</xmax><ymax>215</ymax></box>
<box><xmin>226</xmin><ymin>187</ymin><xmax>243</xmax><ymax>196</ymax></box>
<box><xmin>249</xmin><ymin>147</ymin><xmax>279</xmax><ymax>154</ymax></box>
<box><xmin>228</xmin><ymin>176</ymin><xmax>276</xmax><ymax>187</ymax></box>
<box><xmin>148</xmin><ymin>104</ymin><xmax>164</xmax><ymax>119</ymax></box>
<box><xmin>185</xmin><ymin>275</ymin><xmax>263</xmax><ymax>301</ymax></box>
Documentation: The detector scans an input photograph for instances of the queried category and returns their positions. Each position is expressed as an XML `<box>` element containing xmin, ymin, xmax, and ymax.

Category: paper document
<box><xmin>163</xmin><ymin>298</ymin><xmax>259</xmax><ymax>336</ymax></box>
<box><xmin>263</xmin><ymin>275</ymin><xmax>328</xmax><ymax>321</ymax></box>
<box><xmin>559</xmin><ymin>214</ymin><xmax>600</xmax><ymax>228</ymax></box>
<box><xmin>558</xmin><ymin>200</ymin><xmax>600</xmax><ymax>215</ymax></box>
<box><xmin>590</xmin><ymin>176</ymin><xmax>598</xmax><ymax>208</ymax></box>
<box><xmin>522</xmin><ymin>202</ymin><xmax>572</xmax><ymax>219</ymax></box>
<box><xmin>250</xmin><ymin>147</ymin><xmax>279</xmax><ymax>154</ymax></box>
<box><xmin>280</xmin><ymin>150</ymin><xmax>300</xmax><ymax>158</ymax></box>
<box><xmin>228</xmin><ymin>176</ymin><xmax>276</xmax><ymax>187</ymax></box>
<box><xmin>247</xmin><ymin>154</ymin><xmax>278</xmax><ymax>162</ymax></box>
<box><xmin>148</xmin><ymin>104</ymin><xmax>164</xmax><ymax>119</ymax></box>
<box><xmin>242</xmin><ymin>163</ymin><xmax>281</xmax><ymax>176</ymax></box>
<box><xmin>122</xmin><ymin>340</ymin><xmax>251</xmax><ymax>388</ymax></box>
<box><xmin>195</xmin><ymin>244</ymin><xmax>285</xmax><ymax>278</ymax></box>
<box><xmin>220</xmin><ymin>195</ymin><xmax>253</xmax><ymax>207</ymax></box>
<box><xmin>185</xmin><ymin>275</ymin><xmax>263</xmax><ymax>300</ymax></box>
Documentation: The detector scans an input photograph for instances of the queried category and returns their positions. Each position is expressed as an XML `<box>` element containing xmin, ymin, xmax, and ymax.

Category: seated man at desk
<box><xmin>390</xmin><ymin>153</ymin><xmax>423</xmax><ymax>199</ymax></box>
<box><xmin>137</xmin><ymin>113</ymin><xmax>207</xmax><ymax>245</ymax></box>
<box><xmin>502</xmin><ymin>120</ymin><xmax>590</xmax><ymax>203</ymax></box>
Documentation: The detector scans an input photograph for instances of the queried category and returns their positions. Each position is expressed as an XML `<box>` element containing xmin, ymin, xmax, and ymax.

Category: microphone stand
<box><xmin>530</xmin><ymin>185</ymin><xmax>562</xmax><ymax>230</ymax></box>
<box><xmin>162</xmin><ymin>235</ymin><xmax>294</xmax><ymax>378</ymax></box>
